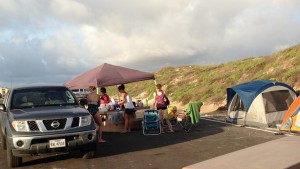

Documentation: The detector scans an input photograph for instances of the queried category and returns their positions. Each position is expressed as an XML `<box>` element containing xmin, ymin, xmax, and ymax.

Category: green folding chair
<box><xmin>176</xmin><ymin>102</ymin><xmax>203</xmax><ymax>132</ymax></box>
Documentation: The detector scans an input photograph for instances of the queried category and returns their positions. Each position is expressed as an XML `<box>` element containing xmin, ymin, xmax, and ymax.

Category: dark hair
<box><xmin>89</xmin><ymin>86</ymin><xmax>96</xmax><ymax>91</ymax></box>
<box><xmin>100</xmin><ymin>87</ymin><xmax>106</xmax><ymax>93</ymax></box>
<box><xmin>118</xmin><ymin>84</ymin><xmax>125</xmax><ymax>91</ymax></box>
<box><xmin>156</xmin><ymin>84</ymin><xmax>162</xmax><ymax>88</ymax></box>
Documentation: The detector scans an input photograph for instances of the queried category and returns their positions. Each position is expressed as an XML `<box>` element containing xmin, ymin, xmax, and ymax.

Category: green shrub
<box><xmin>120</xmin><ymin>45</ymin><xmax>300</xmax><ymax>108</ymax></box>
<box><xmin>283</xmin><ymin>69</ymin><xmax>299</xmax><ymax>79</ymax></box>
<box><xmin>229</xmin><ymin>73</ymin><xmax>241</xmax><ymax>80</ymax></box>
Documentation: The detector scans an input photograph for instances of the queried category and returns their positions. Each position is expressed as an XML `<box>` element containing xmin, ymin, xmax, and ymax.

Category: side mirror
<box><xmin>79</xmin><ymin>98</ymin><xmax>88</xmax><ymax>106</ymax></box>
<box><xmin>0</xmin><ymin>104</ymin><xmax>6</xmax><ymax>111</ymax></box>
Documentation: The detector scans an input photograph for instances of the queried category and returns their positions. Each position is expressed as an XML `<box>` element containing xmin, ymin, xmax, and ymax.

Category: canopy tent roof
<box><xmin>64</xmin><ymin>63</ymin><xmax>155</xmax><ymax>89</ymax></box>
<box><xmin>227</xmin><ymin>80</ymin><xmax>295</xmax><ymax>112</ymax></box>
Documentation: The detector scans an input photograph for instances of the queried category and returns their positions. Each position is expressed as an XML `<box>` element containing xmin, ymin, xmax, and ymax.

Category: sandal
<box><xmin>120</xmin><ymin>130</ymin><xmax>128</xmax><ymax>133</ymax></box>
<box><xmin>98</xmin><ymin>139</ymin><xmax>106</xmax><ymax>143</ymax></box>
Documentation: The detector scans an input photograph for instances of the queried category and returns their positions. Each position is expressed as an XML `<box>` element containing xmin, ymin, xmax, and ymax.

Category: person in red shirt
<box><xmin>100</xmin><ymin>87</ymin><xmax>110</xmax><ymax>104</ymax></box>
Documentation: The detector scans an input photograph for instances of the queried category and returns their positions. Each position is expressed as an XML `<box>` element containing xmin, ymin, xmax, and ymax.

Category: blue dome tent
<box><xmin>226</xmin><ymin>80</ymin><xmax>297</xmax><ymax>128</ymax></box>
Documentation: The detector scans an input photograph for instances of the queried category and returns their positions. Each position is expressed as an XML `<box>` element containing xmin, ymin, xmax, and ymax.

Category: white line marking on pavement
<box><xmin>200</xmin><ymin>117</ymin><xmax>296</xmax><ymax>137</ymax></box>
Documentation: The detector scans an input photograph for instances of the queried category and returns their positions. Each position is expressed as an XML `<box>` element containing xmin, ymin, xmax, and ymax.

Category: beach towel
<box><xmin>185</xmin><ymin>102</ymin><xmax>203</xmax><ymax>125</ymax></box>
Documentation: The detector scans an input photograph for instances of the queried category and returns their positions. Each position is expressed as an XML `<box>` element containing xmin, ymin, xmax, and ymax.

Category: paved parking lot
<box><xmin>0</xmin><ymin>118</ymin><xmax>285</xmax><ymax>169</ymax></box>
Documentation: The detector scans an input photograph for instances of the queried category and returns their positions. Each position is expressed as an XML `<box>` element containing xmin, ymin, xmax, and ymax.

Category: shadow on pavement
<box><xmin>5</xmin><ymin>118</ymin><xmax>284</xmax><ymax>169</ymax></box>
<box><xmin>287</xmin><ymin>162</ymin><xmax>300</xmax><ymax>169</ymax></box>
<box><xmin>20</xmin><ymin>153</ymin><xmax>77</xmax><ymax>167</ymax></box>
<box><xmin>96</xmin><ymin>119</ymin><xmax>225</xmax><ymax>157</ymax></box>
<box><xmin>17</xmin><ymin>119</ymin><xmax>225</xmax><ymax>168</ymax></box>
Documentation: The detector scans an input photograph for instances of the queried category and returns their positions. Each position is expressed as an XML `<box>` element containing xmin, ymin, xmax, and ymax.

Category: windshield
<box><xmin>11</xmin><ymin>87</ymin><xmax>78</xmax><ymax>109</ymax></box>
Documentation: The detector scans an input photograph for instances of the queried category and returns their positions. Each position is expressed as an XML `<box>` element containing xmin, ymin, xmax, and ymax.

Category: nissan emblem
<box><xmin>51</xmin><ymin>121</ymin><xmax>60</xmax><ymax>128</ymax></box>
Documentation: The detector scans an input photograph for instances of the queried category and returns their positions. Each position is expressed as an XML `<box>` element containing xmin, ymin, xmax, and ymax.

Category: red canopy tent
<box><xmin>64</xmin><ymin>63</ymin><xmax>155</xmax><ymax>89</ymax></box>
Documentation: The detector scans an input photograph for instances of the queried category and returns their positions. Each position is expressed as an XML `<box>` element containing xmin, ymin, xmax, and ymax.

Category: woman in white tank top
<box><xmin>118</xmin><ymin>84</ymin><xmax>135</xmax><ymax>133</ymax></box>
<box><xmin>124</xmin><ymin>94</ymin><xmax>135</xmax><ymax>109</ymax></box>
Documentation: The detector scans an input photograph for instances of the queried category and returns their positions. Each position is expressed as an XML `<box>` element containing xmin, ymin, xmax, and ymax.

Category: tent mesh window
<box><xmin>262</xmin><ymin>90</ymin><xmax>294</xmax><ymax>113</ymax></box>
<box><xmin>232</xmin><ymin>95</ymin><xmax>245</xmax><ymax>111</ymax></box>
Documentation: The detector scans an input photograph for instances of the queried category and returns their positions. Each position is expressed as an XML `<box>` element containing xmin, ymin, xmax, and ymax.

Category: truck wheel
<box><xmin>0</xmin><ymin>131</ymin><xmax>6</xmax><ymax>150</ymax></box>
<box><xmin>81</xmin><ymin>150</ymin><xmax>96</xmax><ymax>159</ymax></box>
<box><xmin>6</xmin><ymin>141</ymin><xmax>22</xmax><ymax>168</ymax></box>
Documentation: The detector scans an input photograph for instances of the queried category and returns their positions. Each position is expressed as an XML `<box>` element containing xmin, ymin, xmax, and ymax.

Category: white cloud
<box><xmin>50</xmin><ymin>0</ymin><xmax>90</xmax><ymax>23</ymax></box>
<box><xmin>0</xmin><ymin>0</ymin><xmax>300</xmax><ymax>87</ymax></box>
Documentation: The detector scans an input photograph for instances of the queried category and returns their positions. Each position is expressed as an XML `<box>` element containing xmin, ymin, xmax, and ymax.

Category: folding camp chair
<box><xmin>176</xmin><ymin>102</ymin><xmax>203</xmax><ymax>132</ymax></box>
<box><xmin>142</xmin><ymin>109</ymin><xmax>161</xmax><ymax>135</ymax></box>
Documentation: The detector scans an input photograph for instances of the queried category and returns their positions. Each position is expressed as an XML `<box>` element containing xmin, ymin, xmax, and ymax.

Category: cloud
<box><xmin>0</xmin><ymin>0</ymin><xmax>300</xmax><ymax>87</ymax></box>
<box><xmin>50</xmin><ymin>0</ymin><xmax>90</xmax><ymax>24</ymax></box>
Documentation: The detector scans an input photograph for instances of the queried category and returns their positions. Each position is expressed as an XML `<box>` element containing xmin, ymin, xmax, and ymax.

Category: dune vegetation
<box><xmin>106</xmin><ymin>45</ymin><xmax>300</xmax><ymax>109</ymax></box>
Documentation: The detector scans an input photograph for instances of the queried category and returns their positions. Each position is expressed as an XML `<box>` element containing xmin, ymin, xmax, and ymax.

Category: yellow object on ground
<box><xmin>167</xmin><ymin>106</ymin><xmax>177</xmax><ymax>119</ymax></box>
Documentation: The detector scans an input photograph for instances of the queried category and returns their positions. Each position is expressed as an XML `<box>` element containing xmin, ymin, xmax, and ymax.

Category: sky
<box><xmin>1</xmin><ymin>0</ymin><xmax>300</xmax><ymax>88</ymax></box>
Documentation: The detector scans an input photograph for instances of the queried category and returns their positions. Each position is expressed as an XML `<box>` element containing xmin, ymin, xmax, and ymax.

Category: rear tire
<box><xmin>6</xmin><ymin>140</ymin><xmax>22</xmax><ymax>168</ymax></box>
<box><xmin>81</xmin><ymin>150</ymin><xmax>96</xmax><ymax>159</ymax></box>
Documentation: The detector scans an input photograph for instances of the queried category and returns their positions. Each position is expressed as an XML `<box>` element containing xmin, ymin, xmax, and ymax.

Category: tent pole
<box><xmin>116</xmin><ymin>85</ymin><xmax>120</xmax><ymax>102</ymax></box>
<box><xmin>243</xmin><ymin>110</ymin><xmax>248</xmax><ymax>126</ymax></box>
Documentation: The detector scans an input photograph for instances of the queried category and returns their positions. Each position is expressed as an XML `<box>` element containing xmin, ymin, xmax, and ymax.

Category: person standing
<box><xmin>86</xmin><ymin>86</ymin><xmax>106</xmax><ymax>143</ymax></box>
<box><xmin>118</xmin><ymin>84</ymin><xmax>135</xmax><ymax>133</ymax></box>
<box><xmin>99</xmin><ymin>87</ymin><xmax>110</xmax><ymax>111</ymax></box>
<box><xmin>153</xmin><ymin>84</ymin><xmax>174</xmax><ymax>133</ymax></box>
<box><xmin>100</xmin><ymin>87</ymin><xmax>110</xmax><ymax>104</ymax></box>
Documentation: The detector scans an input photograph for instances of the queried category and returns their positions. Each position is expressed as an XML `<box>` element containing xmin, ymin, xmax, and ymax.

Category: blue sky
<box><xmin>1</xmin><ymin>0</ymin><xmax>300</xmax><ymax>88</ymax></box>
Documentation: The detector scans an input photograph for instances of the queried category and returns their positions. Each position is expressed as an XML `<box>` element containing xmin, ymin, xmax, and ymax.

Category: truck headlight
<box><xmin>12</xmin><ymin>121</ymin><xmax>29</xmax><ymax>132</ymax></box>
<box><xmin>80</xmin><ymin>116</ymin><xmax>92</xmax><ymax>127</ymax></box>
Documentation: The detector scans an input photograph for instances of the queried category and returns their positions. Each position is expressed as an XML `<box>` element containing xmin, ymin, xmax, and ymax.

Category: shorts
<box><xmin>87</xmin><ymin>104</ymin><xmax>99</xmax><ymax>116</ymax></box>
<box><xmin>124</xmin><ymin>108</ymin><xmax>136</xmax><ymax>115</ymax></box>
<box><xmin>156</xmin><ymin>103</ymin><xmax>167</xmax><ymax>110</ymax></box>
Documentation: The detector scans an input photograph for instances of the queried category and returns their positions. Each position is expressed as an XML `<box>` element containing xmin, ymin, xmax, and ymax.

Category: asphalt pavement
<box><xmin>0</xmin><ymin>118</ymin><xmax>290</xmax><ymax>169</ymax></box>
<box><xmin>184</xmin><ymin>135</ymin><xmax>300</xmax><ymax>169</ymax></box>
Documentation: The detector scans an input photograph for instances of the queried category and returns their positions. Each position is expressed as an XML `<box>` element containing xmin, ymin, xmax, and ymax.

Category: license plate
<box><xmin>49</xmin><ymin>139</ymin><xmax>66</xmax><ymax>148</ymax></box>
